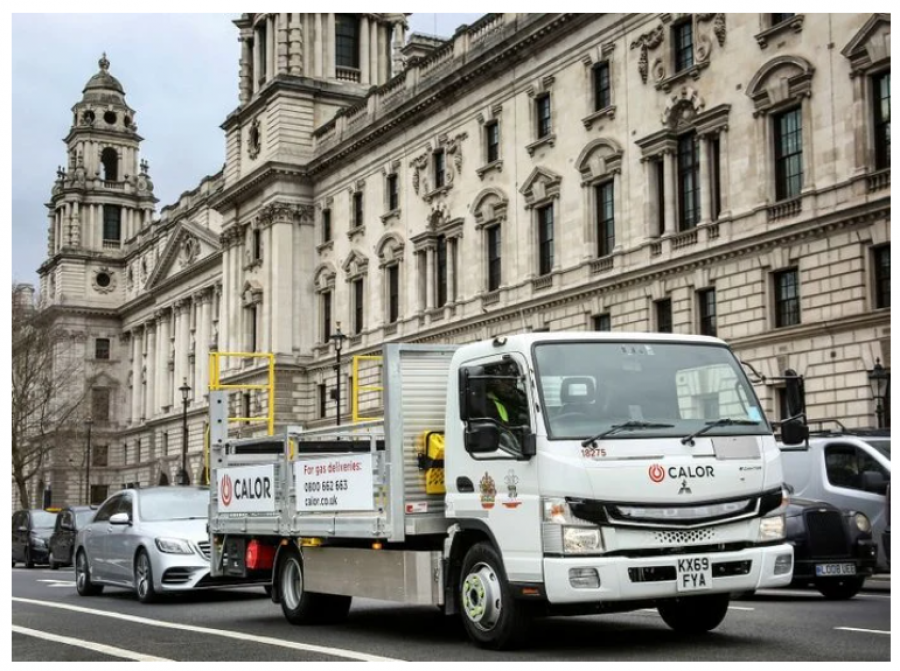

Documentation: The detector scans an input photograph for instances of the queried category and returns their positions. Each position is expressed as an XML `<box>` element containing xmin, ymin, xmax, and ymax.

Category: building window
<box><xmin>353</xmin><ymin>191</ymin><xmax>364</xmax><ymax>229</ymax></box>
<box><xmin>593</xmin><ymin>61</ymin><xmax>611</xmax><ymax>111</ymax></box>
<box><xmin>162</xmin><ymin>432</ymin><xmax>169</xmax><ymax>456</ymax></box>
<box><xmin>673</xmin><ymin>19</ymin><xmax>694</xmax><ymax>73</ymax></box>
<box><xmin>92</xmin><ymin>445</ymin><xmax>109</xmax><ymax>468</ymax></box>
<box><xmin>536</xmin><ymin>95</ymin><xmax>552</xmax><ymax>139</ymax></box>
<box><xmin>387</xmin><ymin>265</ymin><xmax>400</xmax><ymax>323</ymax></box>
<box><xmin>386</xmin><ymin>174</ymin><xmax>399</xmax><ymax>211</ymax></box>
<box><xmin>656</xmin><ymin>299</ymin><xmax>673</xmax><ymax>333</ymax></box>
<box><xmin>873</xmin><ymin>71</ymin><xmax>891</xmax><ymax>170</ymax></box>
<box><xmin>698</xmin><ymin>289</ymin><xmax>717</xmax><ymax>337</ymax></box>
<box><xmin>322</xmin><ymin>291</ymin><xmax>332</xmax><ymax>342</ymax></box>
<box><xmin>710</xmin><ymin>135</ymin><xmax>722</xmax><ymax>220</ymax></box>
<box><xmin>246</xmin><ymin>304</ymin><xmax>258</xmax><ymax>351</ymax></box>
<box><xmin>774</xmin><ymin>107</ymin><xmax>803</xmax><ymax>201</ymax></box>
<box><xmin>596</xmin><ymin>181</ymin><xmax>615</xmax><ymax>257</ymax></box>
<box><xmin>537</xmin><ymin>205</ymin><xmax>554</xmax><ymax>276</ymax></box>
<box><xmin>252</xmin><ymin>229</ymin><xmax>262</xmax><ymax>261</ymax></box>
<box><xmin>335</xmin><ymin>14</ymin><xmax>360</xmax><ymax>69</ymax></box>
<box><xmin>318</xmin><ymin>384</ymin><xmax>327</xmax><ymax>419</ymax></box>
<box><xmin>100</xmin><ymin>148</ymin><xmax>119</xmax><ymax>181</ymax></box>
<box><xmin>434</xmin><ymin>150</ymin><xmax>446</xmax><ymax>189</ymax></box>
<box><xmin>242</xmin><ymin>392</ymin><xmax>251</xmax><ymax>425</ymax></box>
<box><xmin>677</xmin><ymin>132</ymin><xmax>700</xmax><ymax>230</ymax></box>
<box><xmin>593</xmin><ymin>313</ymin><xmax>611</xmax><ymax>332</ymax></box>
<box><xmin>322</xmin><ymin>209</ymin><xmax>332</xmax><ymax>243</ymax></box>
<box><xmin>874</xmin><ymin>245</ymin><xmax>890</xmax><ymax>309</ymax></box>
<box><xmin>774</xmin><ymin>268</ymin><xmax>800</xmax><ymax>327</ymax></box>
<box><xmin>771</xmin><ymin>13</ymin><xmax>795</xmax><ymax>26</ymax></box>
<box><xmin>436</xmin><ymin>236</ymin><xmax>448</xmax><ymax>308</ymax></box>
<box><xmin>353</xmin><ymin>278</ymin><xmax>364</xmax><ymax>334</ymax></box>
<box><xmin>89</xmin><ymin>485</ymin><xmax>109</xmax><ymax>506</ymax></box>
<box><xmin>487</xmin><ymin>225</ymin><xmax>502</xmax><ymax>292</ymax></box>
<box><xmin>257</xmin><ymin>24</ymin><xmax>267</xmax><ymax>81</ymax></box>
<box><xmin>92</xmin><ymin>387</ymin><xmax>111</xmax><ymax>422</ymax></box>
<box><xmin>103</xmin><ymin>205</ymin><xmax>122</xmax><ymax>242</ymax></box>
<box><xmin>95</xmin><ymin>338</ymin><xmax>110</xmax><ymax>360</ymax></box>
<box><xmin>485</xmin><ymin>121</ymin><xmax>500</xmax><ymax>164</ymax></box>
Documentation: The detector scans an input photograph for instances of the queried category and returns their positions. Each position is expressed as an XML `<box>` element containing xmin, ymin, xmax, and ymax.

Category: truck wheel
<box><xmin>75</xmin><ymin>550</ymin><xmax>103</xmax><ymax>596</ymax></box>
<box><xmin>657</xmin><ymin>593</ymin><xmax>730</xmax><ymax>634</ymax></box>
<box><xmin>816</xmin><ymin>576</ymin><xmax>865</xmax><ymax>600</ymax></box>
<box><xmin>278</xmin><ymin>547</ymin><xmax>351</xmax><ymax>625</ymax></box>
<box><xmin>459</xmin><ymin>542</ymin><xmax>531</xmax><ymax>650</ymax></box>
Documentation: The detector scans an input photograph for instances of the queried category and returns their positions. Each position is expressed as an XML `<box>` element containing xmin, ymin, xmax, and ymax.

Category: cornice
<box><xmin>210</xmin><ymin>162</ymin><xmax>311</xmax><ymax>211</ymax></box>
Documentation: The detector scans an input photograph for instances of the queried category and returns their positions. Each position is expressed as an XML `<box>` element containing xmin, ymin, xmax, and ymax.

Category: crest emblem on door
<box><xmin>479</xmin><ymin>473</ymin><xmax>496</xmax><ymax>509</ymax></box>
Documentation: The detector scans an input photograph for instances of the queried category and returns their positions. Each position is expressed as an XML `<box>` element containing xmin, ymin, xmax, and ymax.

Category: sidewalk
<box><xmin>866</xmin><ymin>573</ymin><xmax>890</xmax><ymax>591</ymax></box>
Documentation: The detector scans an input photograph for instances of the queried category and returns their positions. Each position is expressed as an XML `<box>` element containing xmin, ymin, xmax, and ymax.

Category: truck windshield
<box><xmin>533</xmin><ymin>341</ymin><xmax>769</xmax><ymax>441</ymax></box>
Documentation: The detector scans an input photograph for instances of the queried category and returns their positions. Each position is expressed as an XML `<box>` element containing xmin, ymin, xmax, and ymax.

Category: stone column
<box><xmin>378</xmin><ymin>23</ymin><xmax>388</xmax><ymax>84</ymax></box>
<box><xmin>277</xmin><ymin>13</ymin><xmax>289</xmax><ymax>75</ymax></box>
<box><xmin>851</xmin><ymin>74</ymin><xmax>866</xmax><ymax>172</ymax></box>
<box><xmin>698</xmin><ymin>135</ymin><xmax>711</xmax><ymax>225</ymax></box>
<box><xmin>199</xmin><ymin>290</ymin><xmax>212</xmax><ymax>398</ymax></box>
<box><xmin>156</xmin><ymin>310</ymin><xmax>170</xmax><ymax>412</ymax></box>
<box><xmin>314</xmin><ymin>14</ymin><xmax>324</xmax><ymax>78</ymax></box>
<box><xmin>718</xmin><ymin>129</ymin><xmax>731</xmax><ymax>216</ymax></box>
<box><xmin>252</xmin><ymin>27</ymin><xmax>261</xmax><ymax>93</ymax></box>
<box><xmin>663</xmin><ymin>151</ymin><xmax>676</xmax><ymax>235</ymax></box>
<box><xmin>360</xmin><ymin>16</ymin><xmax>370</xmax><ymax>84</ymax></box>
<box><xmin>447</xmin><ymin>237</ymin><xmax>457</xmax><ymax>304</ymax></box>
<box><xmin>130</xmin><ymin>330</ymin><xmax>141</xmax><ymax>423</ymax></box>
<box><xmin>425</xmin><ymin>246</ymin><xmax>435</xmax><ymax>310</ymax></box>
<box><xmin>174</xmin><ymin>301</ymin><xmax>188</xmax><ymax>408</ymax></box>
<box><xmin>370</xmin><ymin>20</ymin><xmax>379</xmax><ymax>85</ymax></box>
<box><xmin>271</xmin><ymin>222</ymin><xmax>293</xmax><ymax>354</ymax></box>
<box><xmin>289</xmin><ymin>13</ymin><xmax>302</xmax><ymax>75</ymax></box>
<box><xmin>240</xmin><ymin>35</ymin><xmax>252</xmax><ymax>104</ymax></box>
<box><xmin>145</xmin><ymin>321</ymin><xmax>156</xmax><ymax>419</ymax></box>
<box><xmin>326</xmin><ymin>13</ymin><xmax>336</xmax><ymax>78</ymax></box>
<box><xmin>800</xmin><ymin>98</ymin><xmax>814</xmax><ymax>190</ymax></box>
<box><xmin>267</xmin><ymin>15</ymin><xmax>276</xmax><ymax>81</ymax></box>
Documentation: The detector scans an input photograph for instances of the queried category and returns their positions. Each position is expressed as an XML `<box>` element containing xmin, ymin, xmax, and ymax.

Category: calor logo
<box><xmin>221</xmin><ymin>474</ymin><xmax>233</xmax><ymax>507</ymax></box>
<box><xmin>649</xmin><ymin>464</ymin><xmax>665</xmax><ymax>483</ymax></box>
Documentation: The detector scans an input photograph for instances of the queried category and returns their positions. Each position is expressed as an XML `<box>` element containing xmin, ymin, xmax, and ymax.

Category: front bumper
<box><xmin>154</xmin><ymin>546</ymin><xmax>268</xmax><ymax>593</ymax></box>
<box><xmin>543</xmin><ymin>544</ymin><xmax>793</xmax><ymax>604</ymax></box>
<box><xmin>791</xmin><ymin>540</ymin><xmax>878</xmax><ymax>581</ymax></box>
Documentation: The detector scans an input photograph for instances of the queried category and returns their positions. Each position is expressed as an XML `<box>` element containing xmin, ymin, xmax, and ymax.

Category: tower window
<box><xmin>101</xmin><ymin>148</ymin><xmax>119</xmax><ymax>181</ymax></box>
<box><xmin>336</xmin><ymin>14</ymin><xmax>360</xmax><ymax>70</ymax></box>
<box><xmin>873</xmin><ymin>71</ymin><xmax>890</xmax><ymax>170</ymax></box>
<box><xmin>103</xmin><ymin>205</ymin><xmax>122</xmax><ymax>242</ymax></box>
<box><xmin>103</xmin><ymin>111</ymin><xmax>117</xmax><ymax>126</ymax></box>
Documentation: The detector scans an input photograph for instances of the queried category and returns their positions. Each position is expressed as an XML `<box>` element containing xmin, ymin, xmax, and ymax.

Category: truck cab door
<box><xmin>447</xmin><ymin>354</ymin><xmax>543</xmax><ymax>584</ymax></box>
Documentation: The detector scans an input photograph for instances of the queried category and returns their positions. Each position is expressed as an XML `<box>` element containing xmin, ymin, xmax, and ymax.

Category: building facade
<box><xmin>34</xmin><ymin>13</ymin><xmax>890</xmax><ymax>506</ymax></box>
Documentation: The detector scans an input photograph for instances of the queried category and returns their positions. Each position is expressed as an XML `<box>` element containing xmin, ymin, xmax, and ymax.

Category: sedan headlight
<box><xmin>758</xmin><ymin>514</ymin><xmax>786</xmax><ymax>542</ymax></box>
<box><xmin>854</xmin><ymin>512</ymin><xmax>871</xmax><ymax>533</ymax></box>
<box><xmin>155</xmin><ymin>538</ymin><xmax>195</xmax><ymax>554</ymax></box>
<box><xmin>31</xmin><ymin>536</ymin><xmax>47</xmax><ymax>548</ymax></box>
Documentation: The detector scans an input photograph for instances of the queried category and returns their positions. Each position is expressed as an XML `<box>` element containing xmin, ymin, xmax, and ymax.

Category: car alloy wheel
<box><xmin>75</xmin><ymin>550</ymin><xmax>103</xmax><ymax>596</ymax></box>
<box><xmin>134</xmin><ymin>550</ymin><xmax>158</xmax><ymax>604</ymax></box>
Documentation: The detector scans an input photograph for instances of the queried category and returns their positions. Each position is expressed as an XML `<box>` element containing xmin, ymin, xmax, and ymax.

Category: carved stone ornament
<box><xmin>92</xmin><ymin>267</ymin><xmax>117</xmax><ymax>294</ymax></box>
<box><xmin>248</xmin><ymin>118</ymin><xmax>262</xmax><ymax>160</ymax></box>
<box><xmin>630</xmin><ymin>24</ymin><xmax>665</xmax><ymax>84</ymax></box>
<box><xmin>662</xmin><ymin>87</ymin><xmax>706</xmax><ymax>129</ymax></box>
<box><xmin>410</xmin><ymin>152</ymin><xmax>430</xmax><ymax>195</ymax></box>
<box><xmin>179</xmin><ymin>235</ymin><xmax>201</xmax><ymax>267</ymax></box>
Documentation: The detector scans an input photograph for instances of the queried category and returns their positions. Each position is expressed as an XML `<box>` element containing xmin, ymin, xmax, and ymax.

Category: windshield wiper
<box><xmin>581</xmin><ymin>421</ymin><xmax>675</xmax><ymax>447</ymax></box>
<box><xmin>681</xmin><ymin>418</ymin><xmax>760</xmax><ymax>446</ymax></box>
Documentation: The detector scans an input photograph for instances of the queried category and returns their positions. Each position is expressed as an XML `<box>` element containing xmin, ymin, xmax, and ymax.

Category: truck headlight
<box><xmin>155</xmin><ymin>538</ymin><xmax>195</xmax><ymax>554</ymax></box>
<box><xmin>563</xmin><ymin>527</ymin><xmax>604</xmax><ymax>554</ymax></box>
<box><xmin>758</xmin><ymin>514</ymin><xmax>786</xmax><ymax>542</ymax></box>
<box><xmin>854</xmin><ymin>513</ymin><xmax>871</xmax><ymax>533</ymax></box>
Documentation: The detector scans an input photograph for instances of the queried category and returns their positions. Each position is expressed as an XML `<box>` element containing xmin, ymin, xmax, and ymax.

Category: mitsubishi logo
<box><xmin>678</xmin><ymin>479</ymin><xmax>692</xmax><ymax>495</ymax></box>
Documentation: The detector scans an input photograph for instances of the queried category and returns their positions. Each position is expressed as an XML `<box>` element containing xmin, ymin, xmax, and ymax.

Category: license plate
<box><xmin>815</xmin><ymin>563</ymin><xmax>856</xmax><ymax>577</ymax></box>
<box><xmin>676</xmin><ymin>556</ymin><xmax>712</xmax><ymax>592</ymax></box>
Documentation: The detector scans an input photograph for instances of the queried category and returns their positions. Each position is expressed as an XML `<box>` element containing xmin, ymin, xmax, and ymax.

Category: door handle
<box><xmin>457</xmin><ymin>477</ymin><xmax>474</xmax><ymax>493</ymax></box>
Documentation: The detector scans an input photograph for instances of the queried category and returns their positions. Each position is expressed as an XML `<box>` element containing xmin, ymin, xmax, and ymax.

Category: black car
<box><xmin>883</xmin><ymin>483</ymin><xmax>890</xmax><ymax>566</ymax></box>
<box><xmin>784</xmin><ymin>496</ymin><xmax>877</xmax><ymax>599</ymax></box>
<box><xmin>48</xmin><ymin>505</ymin><xmax>97</xmax><ymax>569</ymax></box>
<box><xmin>12</xmin><ymin>509</ymin><xmax>58</xmax><ymax>568</ymax></box>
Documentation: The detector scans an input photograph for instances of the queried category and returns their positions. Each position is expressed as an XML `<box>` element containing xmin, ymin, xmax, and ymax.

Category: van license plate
<box><xmin>815</xmin><ymin>563</ymin><xmax>856</xmax><ymax>577</ymax></box>
<box><xmin>676</xmin><ymin>556</ymin><xmax>712</xmax><ymax>592</ymax></box>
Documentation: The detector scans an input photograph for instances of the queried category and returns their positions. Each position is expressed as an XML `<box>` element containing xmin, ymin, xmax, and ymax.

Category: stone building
<box><xmin>34</xmin><ymin>13</ymin><xmax>890</xmax><ymax>506</ymax></box>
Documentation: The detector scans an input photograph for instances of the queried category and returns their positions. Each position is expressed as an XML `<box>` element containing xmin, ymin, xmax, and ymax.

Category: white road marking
<box><xmin>638</xmin><ymin>605</ymin><xmax>754</xmax><ymax>614</ymax></box>
<box><xmin>13</xmin><ymin>625</ymin><xmax>172</xmax><ymax>661</ymax></box>
<box><xmin>754</xmin><ymin>589</ymin><xmax>891</xmax><ymax>600</ymax></box>
<box><xmin>12</xmin><ymin>597</ymin><xmax>402</xmax><ymax>662</ymax></box>
<box><xmin>835</xmin><ymin>627</ymin><xmax>890</xmax><ymax>635</ymax></box>
<box><xmin>36</xmin><ymin>579</ymin><xmax>76</xmax><ymax>587</ymax></box>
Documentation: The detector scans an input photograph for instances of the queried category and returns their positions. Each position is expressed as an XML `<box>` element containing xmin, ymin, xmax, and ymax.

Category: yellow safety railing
<box><xmin>351</xmin><ymin>355</ymin><xmax>383</xmax><ymax>423</ymax></box>
<box><xmin>208</xmin><ymin>351</ymin><xmax>276</xmax><ymax>435</ymax></box>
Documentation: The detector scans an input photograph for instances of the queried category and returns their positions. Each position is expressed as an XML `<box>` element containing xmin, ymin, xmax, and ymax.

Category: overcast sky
<box><xmin>10</xmin><ymin>13</ymin><xmax>485</xmax><ymax>287</ymax></box>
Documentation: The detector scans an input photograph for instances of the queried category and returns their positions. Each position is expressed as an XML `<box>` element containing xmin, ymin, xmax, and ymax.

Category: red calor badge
<box><xmin>649</xmin><ymin>464</ymin><xmax>665</xmax><ymax>483</ymax></box>
<box><xmin>221</xmin><ymin>474</ymin><xmax>233</xmax><ymax>506</ymax></box>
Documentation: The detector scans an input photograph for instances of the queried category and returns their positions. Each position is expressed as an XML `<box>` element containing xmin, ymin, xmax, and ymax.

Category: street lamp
<box><xmin>178</xmin><ymin>378</ymin><xmax>191</xmax><ymax>485</ymax></box>
<box><xmin>330</xmin><ymin>322</ymin><xmax>346</xmax><ymax>426</ymax></box>
<box><xmin>84</xmin><ymin>417</ymin><xmax>93</xmax><ymax>505</ymax></box>
<box><xmin>868</xmin><ymin>358</ymin><xmax>890</xmax><ymax>429</ymax></box>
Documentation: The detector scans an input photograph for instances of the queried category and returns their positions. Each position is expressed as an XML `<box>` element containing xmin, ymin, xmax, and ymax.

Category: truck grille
<box><xmin>653</xmin><ymin>528</ymin><xmax>716</xmax><ymax>545</ymax></box>
<box><xmin>804</xmin><ymin>510</ymin><xmax>848</xmax><ymax>558</ymax></box>
<box><xmin>196</xmin><ymin>541</ymin><xmax>211</xmax><ymax>560</ymax></box>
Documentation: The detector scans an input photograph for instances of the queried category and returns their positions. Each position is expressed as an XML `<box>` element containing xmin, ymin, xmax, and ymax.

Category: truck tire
<box><xmin>459</xmin><ymin>542</ymin><xmax>532</xmax><ymax>650</ymax></box>
<box><xmin>816</xmin><ymin>576</ymin><xmax>865</xmax><ymax>600</ymax></box>
<box><xmin>278</xmin><ymin>547</ymin><xmax>351</xmax><ymax>625</ymax></box>
<box><xmin>657</xmin><ymin>593</ymin><xmax>730</xmax><ymax>634</ymax></box>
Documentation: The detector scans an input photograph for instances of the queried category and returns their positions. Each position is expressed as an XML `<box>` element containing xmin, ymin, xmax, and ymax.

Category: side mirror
<box><xmin>109</xmin><ymin>512</ymin><xmax>131</xmax><ymax>526</ymax></box>
<box><xmin>465</xmin><ymin>420</ymin><xmax>501</xmax><ymax>454</ymax></box>
<box><xmin>784</xmin><ymin>369</ymin><xmax>805</xmax><ymax>418</ymax></box>
<box><xmin>780</xmin><ymin>419</ymin><xmax>809</xmax><ymax>446</ymax></box>
<box><xmin>862</xmin><ymin>471</ymin><xmax>889</xmax><ymax>495</ymax></box>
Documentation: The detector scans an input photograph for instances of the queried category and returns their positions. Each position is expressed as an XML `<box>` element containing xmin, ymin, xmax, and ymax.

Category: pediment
<box><xmin>842</xmin><ymin>14</ymin><xmax>890</xmax><ymax>74</ymax></box>
<box><xmin>146</xmin><ymin>220</ymin><xmax>221</xmax><ymax>289</ymax></box>
<box><xmin>519</xmin><ymin>167</ymin><xmax>562</xmax><ymax>196</ymax></box>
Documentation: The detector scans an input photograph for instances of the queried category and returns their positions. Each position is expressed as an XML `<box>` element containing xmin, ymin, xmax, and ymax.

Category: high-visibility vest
<box><xmin>487</xmin><ymin>392</ymin><xmax>508</xmax><ymax>422</ymax></box>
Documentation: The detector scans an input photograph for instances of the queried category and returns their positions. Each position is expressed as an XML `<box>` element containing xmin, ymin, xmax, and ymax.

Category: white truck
<box><xmin>207</xmin><ymin>333</ymin><xmax>794</xmax><ymax>649</ymax></box>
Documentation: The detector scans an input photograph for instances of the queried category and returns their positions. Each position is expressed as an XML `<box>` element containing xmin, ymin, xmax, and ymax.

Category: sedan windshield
<box><xmin>139</xmin><ymin>488</ymin><xmax>209</xmax><ymax>522</ymax></box>
<box><xmin>533</xmin><ymin>341</ymin><xmax>769</xmax><ymax>440</ymax></box>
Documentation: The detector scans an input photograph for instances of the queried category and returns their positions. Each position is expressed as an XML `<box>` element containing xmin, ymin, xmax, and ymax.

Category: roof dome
<box><xmin>81</xmin><ymin>53</ymin><xmax>126</xmax><ymax>104</ymax></box>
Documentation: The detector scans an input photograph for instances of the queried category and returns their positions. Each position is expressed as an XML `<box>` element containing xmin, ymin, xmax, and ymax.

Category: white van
<box><xmin>779</xmin><ymin>429</ymin><xmax>891</xmax><ymax>570</ymax></box>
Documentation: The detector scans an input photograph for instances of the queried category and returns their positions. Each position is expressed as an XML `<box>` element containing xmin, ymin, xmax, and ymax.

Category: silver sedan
<box><xmin>74</xmin><ymin>486</ymin><xmax>215</xmax><ymax>603</ymax></box>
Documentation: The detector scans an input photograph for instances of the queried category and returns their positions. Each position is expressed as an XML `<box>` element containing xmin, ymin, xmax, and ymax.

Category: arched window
<box><xmin>335</xmin><ymin>14</ymin><xmax>360</xmax><ymax>70</ymax></box>
<box><xmin>101</xmin><ymin>148</ymin><xmax>119</xmax><ymax>181</ymax></box>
